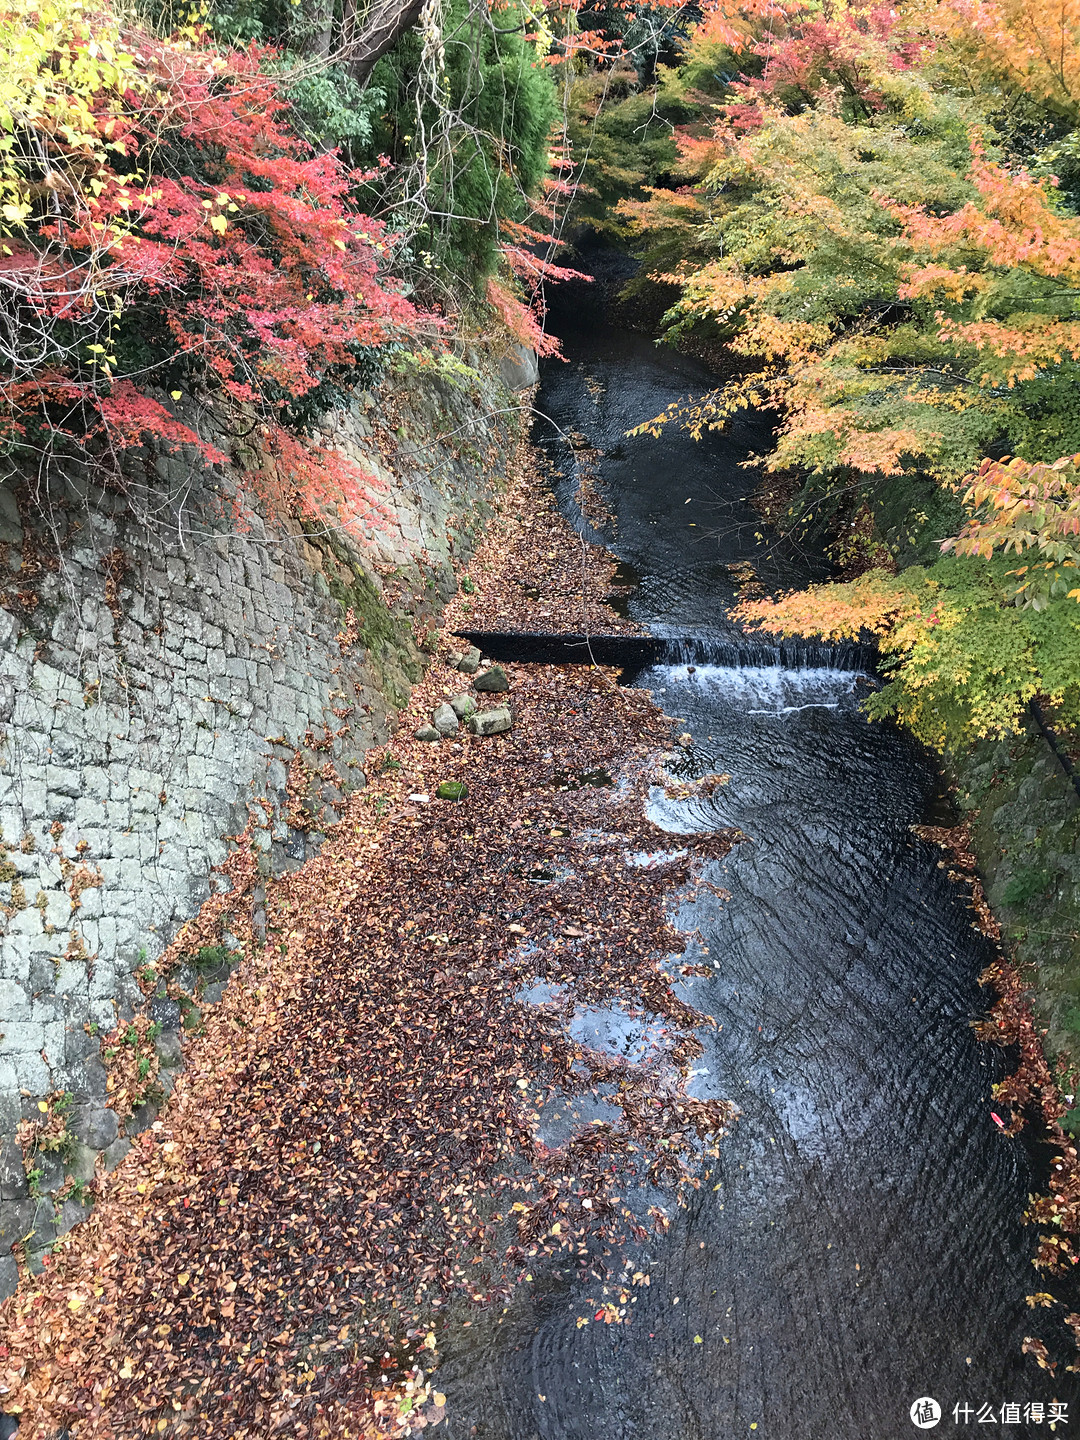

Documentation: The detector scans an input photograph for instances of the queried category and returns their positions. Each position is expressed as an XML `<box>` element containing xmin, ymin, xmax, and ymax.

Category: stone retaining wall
<box><xmin>959</xmin><ymin>726</ymin><xmax>1080</xmax><ymax>1085</ymax></box>
<box><xmin>0</xmin><ymin>357</ymin><xmax>522</xmax><ymax>1293</ymax></box>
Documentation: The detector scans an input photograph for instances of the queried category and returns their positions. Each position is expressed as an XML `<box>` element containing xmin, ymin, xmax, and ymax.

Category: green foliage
<box><xmin>192</xmin><ymin>944</ymin><xmax>241</xmax><ymax>972</ymax></box>
<box><xmin>1002</xmin><ymin>866</ymin><xmax>1054</xmax><ymax>907</ymax></box>
<box><xmin>565</xmin><ymin>64</ymin><xmax>701</xmax><ymax>235</ymax></box>
<box><xmin>365</xmin><ymin>0</ymin><xmax>557</xmax><ymax>283</ymax></box>
<box><xmin>742</xmin><ymin>554</ymin><xmax>1080</xmax><ymax>749</ymax></box>
<box><xmin>285</xmin><ymin>66</ymin><xmax>386</xmax><ymax>161</ymax></box>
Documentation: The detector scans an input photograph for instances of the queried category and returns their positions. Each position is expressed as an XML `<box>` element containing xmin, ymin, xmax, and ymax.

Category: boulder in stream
<box><xmin>415</xmin><ymin>724</ymin><xmax>441</xmax><ymax>742</ymax></box>
<box><xmin>449</xmin><ymin>693</ymin><xmax>476</xmax><ymax>719</ymax></box>
<box><xmin>432</xmin><ymin>702</ymin><xmax>460</xmax><ymax>735</ymax></box>
<box><xmin>467</xmin><ymin>706</ymin><xmax>512</xmax><ymax>737</ymax></box>
<box><xmin>457</xmin><ymin>647</ymin><xmax>482</xmax><ymax>675</ymax></box>
<box><xmin>474</xmin><ymin>665</ymin><xmax>509</xmax><ymax>693</ymax></box>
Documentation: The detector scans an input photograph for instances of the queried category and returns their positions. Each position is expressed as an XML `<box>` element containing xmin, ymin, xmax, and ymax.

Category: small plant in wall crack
<box><xmin>100</xmin><ymin>1015</ymin><xmax>163</xmax><ymax>1115</ymax></box>
<box><xmin>16</xmin><ymin>1090</ymin><xmax>76</xmax><ymax>1193</ymax></box>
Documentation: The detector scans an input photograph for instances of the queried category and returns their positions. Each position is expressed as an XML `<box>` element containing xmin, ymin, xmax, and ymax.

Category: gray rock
<box><xmin>124</xmin><ymin>1102</ymin><xmax>158</xmax><ymax>1137</ymax></box>
<box><xmin>432</xmin><ymin>703</ymin><xmax>459</xmax><ymax>736</ymax></box>
<box><xmin>449</xmin><ymin>693</ymin><xmax>476</xmax><ymax>719</ymax></box>
<box><xmin>0</xmin><ymin>1250</ymin><xmax>18</xmax><ymax>1301</ymax></box>
<box><xmin>27</xmin><ymin>1196</ymin><xmax>59</xmax><ymax>1249</ymax></box>
<box><xmin>172</xmin><ymin>963</ymin><xmax>198</xmax><ymax>995</ymax></box>
<box><xmin>474</xmin><ymin>666</ymin><xmax>509</xmax><ymax>693</ymax></box>
<box><xmin>319</xmin><ymin>781</ymin><xmax>346</xmax><ymax>810</ymax></box>
<box><xmin>155</xmin><ymin>1029</ymin><xmax>184</xmax><ymax>1069</ymax></box>
<box><xmin>457</xmin><ymin>647</ymin><xmax>482</xmax><ymax>675</ymax></box>
<box><xmin>467</xmin><ymin>706</ymin><xmax>513</xmax><ymax>737</ymax></box>
<box><xmin>0</xmin><ymin>1197</ymin><xmax>35</xmax><ymax>1255</ymax></box>
<box><xmin>150</xmin><ymin>996</ymin><xmax>181</xmax><ymax>1031</ymax></box>
<box><xmin>499</xmin><ymin>343</ymin><xmax>540</xmax><ymax>391</ymax></box>
<box><xmin>66</xmin><ymin>1141</ymin><xmax>99</xmax><ymax>1183</ymax></box>
<box><xmin>34</xmin><ymin>1153</ymin><xmax>65</xmax><ymax>1195</ymax></box>
<box><xmin>415</xmin><ymin>724</ymin><xmax>442</xmax><ymax>742</ymax></box>
<box><xmin>71</xmin><ymin>1101</ymin><xmax>118</xmax><ymax>1152</ymax></box>
<box><xmin>102</xmin><ymin>1136</ymin><xmax>131</xmax><ymax>1172</ymax></box>
<box><xmin>25</xmin><ymin>1245</ymin><xmax>49</xmax><ymax>1275</ymax></box>
<box><xmin>55</xmin><ymin>1196</ymin><xmax>92</xmax><ymax>1238</ymax></box>
<box><xmin>0</xmin><ymin>1132</ymin><xmax>27</xmax><ymax>1202</ymax></box>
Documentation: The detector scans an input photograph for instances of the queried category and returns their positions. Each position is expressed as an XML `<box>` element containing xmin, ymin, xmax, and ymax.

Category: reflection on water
<box><xmin>436</xmin><ymin>296</ymin><xmax>1075</xmax><ymax>1436</ymax></box>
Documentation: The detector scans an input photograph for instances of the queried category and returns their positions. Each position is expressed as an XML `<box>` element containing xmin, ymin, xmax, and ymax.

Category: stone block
<box><xmin>45</xmin><ymin>765</ymin><xmax>82</xmax><ymax>799</ymax></box>
<box><xmin>1</xmin><ymin>1021</ymin><xmax>46</xmax><ymax>1054</ymax></box>
<box><xmin>0</xmin><ymin>938</ymin><xmax>31</xmax><ymax>984</ymax></box>
<box><xmin>0</xmin><ymin>1128</ymin><xmax>27</xmax><ymax>1203</ymax></box>
<box><xmin>66</xmin><ymin>1141</ymin><xmax>98</xmax><ymax>1184</ymax></box>
<box><xmin>55</xmin><ymin>1196</ymin><xmax>92</xmax><ymax>1239</ymax></box>
<box><xmin>0</xmin><ymin>1251</ymin><xmax>18</xmax><ymax>1300</ymax></box>
<box><xmin>6</xmin><ymin>907</ymin><xmax>42</xmax><ymax>939</ymax></box>
<box><xmin>34</xmin><ymin>1152</ymin><xmax>65</xmax><ymax>1195</ymax></box>
<box><xmin>42</xmin><ymin>890</ymin><xmax>72</xmax><ymax>929</ymax></box>
<box><xmin>0</xmin><ymin>978</ymin><xmax>30</xmax><ymax>1020</ymax></box>
<box><xmin>75</xmin><ymin>887</ymin><xmax>102</xmax><ymax>919</ymax></box>
<box><xmin>81</xmin><ymin>766</ymin><xmax>110</xmax><ymax>799</ymax></box>
<box><xmin>71</xmin><ymin>1101</ymin><xmax>118</xmax><ymax>1151</ymax></box>
<box><xmin>73</xmin><ymin>797</ymin><xmax>108</xmax><ymax>829</ymax></box>
<box><xmin>467</xmin><ymin>706</ymin><xmax>513</xmax><ymax>737</ymax></box>
<box><xmin>0</xmin><ymin>1196</ymin><xmax>35</xmax><ymax>1255</ymax></box>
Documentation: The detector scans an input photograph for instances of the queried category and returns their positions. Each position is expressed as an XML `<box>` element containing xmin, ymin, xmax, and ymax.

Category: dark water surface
<box><xmin>437</xmin><ymin>298</ymin><xmax>1077</xmax><ymax>1437</ymax></box>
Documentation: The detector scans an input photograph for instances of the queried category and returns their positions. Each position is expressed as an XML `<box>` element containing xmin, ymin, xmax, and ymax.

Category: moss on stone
<box><xmin>956</xmin><ymin>725</ymin><xmax>1080</xmax><ymax>1111</ymax></box>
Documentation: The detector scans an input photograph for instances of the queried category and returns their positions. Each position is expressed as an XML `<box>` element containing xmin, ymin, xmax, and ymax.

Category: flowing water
<box><xmin>437</xmin><ymin>281</ymin><xmax>1077</xmax><ymax>1437</ymax></box>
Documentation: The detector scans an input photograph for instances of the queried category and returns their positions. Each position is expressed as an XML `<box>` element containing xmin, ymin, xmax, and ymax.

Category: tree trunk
<box><xmin>340</xmin><ymin>0</ymin><xmax>427</xmax><ymax>86</ymax></box>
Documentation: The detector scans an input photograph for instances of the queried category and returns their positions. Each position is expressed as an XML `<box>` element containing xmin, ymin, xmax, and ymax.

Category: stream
<box><xmin>437</xmin><ymin>279</ymin><xmax>1077</xmax><ymax>1437</ymax></box>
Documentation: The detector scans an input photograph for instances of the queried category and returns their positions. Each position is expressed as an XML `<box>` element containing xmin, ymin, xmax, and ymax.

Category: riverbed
<box><xmin>435</xmin><ymin>290</ymin><xmax>1073</xmax><ymax>1436</ymax></box>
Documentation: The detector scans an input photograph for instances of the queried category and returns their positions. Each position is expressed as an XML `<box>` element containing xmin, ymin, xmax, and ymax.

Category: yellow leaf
<box><xmin>209</xmin><ymin>214</ymin><xmax>227</xmax><ymax>235</ymax></box>
<box><xmin>37</xmin><ymin>1101</ymin><xmax>49</xmax><ymax>1112</ymax></box>
<box><xmin>423</xmin><ymin>1331</ymin><xmax>437</xmax><ymax>1351</ymax></box>
<box><xmin>433</xmin><ymin>1393</ymin><xmax>446</xmax><ymax>1408</ymax></box>
<box><xmin>694</xmin><ymin>1335</ymin><xmax>703</xmax><ymax>1343</ymax></box>
<box><xmin>170</xmin><ymin>390</ymin><xmax>182</xmax><ymax>400</ymax></box>
<box><xmin>68</xmin><ymin>1295</ymin><xmax>82</xmax><ymax>1310</ymax></box>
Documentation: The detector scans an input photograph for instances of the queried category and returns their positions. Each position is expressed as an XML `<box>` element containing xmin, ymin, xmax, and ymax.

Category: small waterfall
<box><xmin>454</xmin><ymin>629</ymin><xmax>879</xmax><ymax>676</ymax></box>
<box><xmin>654</xmin><ymin>635</ymin><xmax>877</xmax><ymax>673</ymax></box>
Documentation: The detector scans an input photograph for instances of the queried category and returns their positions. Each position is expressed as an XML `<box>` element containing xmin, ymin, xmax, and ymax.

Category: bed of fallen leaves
<box><xmin>454</xmin><ymin>441</ymin><xmax>636</xmax><ymax>637</ymax></box>
<box><xmin>0</xmin><ymin>441</ymin><xmax>740</xmax><ymax>1436</ymax></box>
<box><xmin>914</xmin><ymin>822</ymin><xmax>1080</xmax><ymax>1373</ymax></box>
